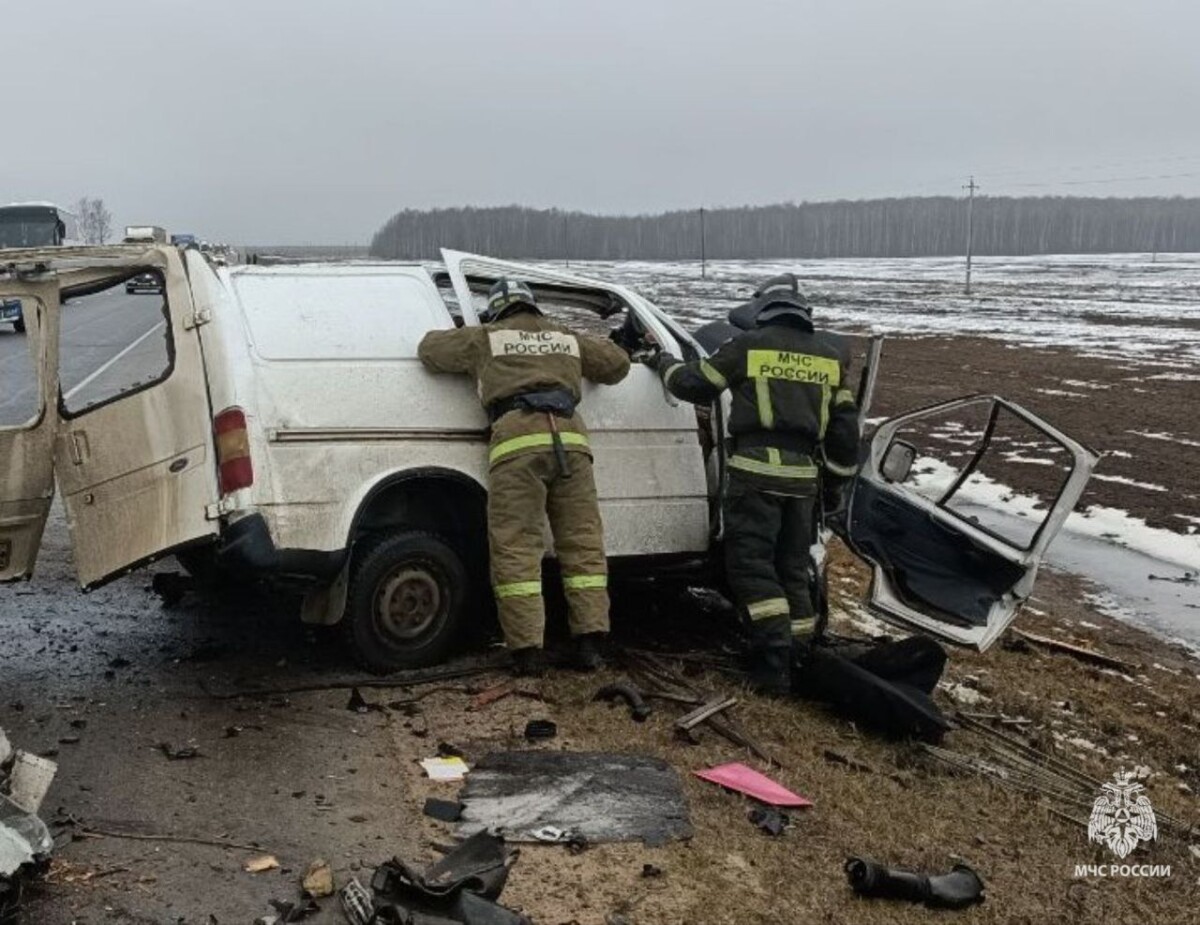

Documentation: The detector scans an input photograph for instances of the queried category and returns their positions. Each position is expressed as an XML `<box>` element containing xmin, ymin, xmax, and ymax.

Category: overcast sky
<box><xmin>3</xmin><ymin>0</ymin><xmax>1198</xmax><ymax>244</ymax></box>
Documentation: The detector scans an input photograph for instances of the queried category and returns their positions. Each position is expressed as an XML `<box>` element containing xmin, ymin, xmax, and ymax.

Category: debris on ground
<box><xmin>158</xmin><ymin>742</ymin><xmax>201</xmax><ymax>761</ymax></box>
<box><xmin>793</xmin><ymin>635</ymin><xmax>951</xmax><ymax>743</ymax></box>
<box><xmin>472</xmin><ymin>681</ymin><xmax>517</xmax><ymax>710</ymax></box>
<box><xmin>627</xmin><ymin>651</ymin><xmax>778</xmax><ymax>764</ymax></box>
<box><xmin>244</xmin><ymin>855</ymin><xmax>280</xmax><ymax>874</ymax></box>
<box><xmin>420</xmin><ymin>757</ymin><xmax>470</xmax><ymax>782</ymax></box>
<box><xmin>746</xmin><ymin>804</ymin><xmax>790</xmax><ymax>836</ymax></box>
<box><xmin>924</xmin><ymin>712</ymin><xmax>1196</xmax><ymax>839</ymax></box>
<box><xmin>1009</xmin><ymin>627</ymin><xmax>1136</xmax><ymax>672</ymax></box>
<box><xmin>1</xmin><ymin>726</ymin><xmax>57</xmax><ymax>922</ymax></box>
<box><xmin>674</xmin><ymin>695</ymin><xmax>738</xmax><ymax>743</ymax></box>
<box><xmin>346</xmin><ymin>687</ymin><xmax>385</xmax><ymax>713</ymax></box>
<box><xmin>844</xmin><ymin>856</ymin><xmax>986</xmax><ymax>909</ymax></box>
<box><xmin>423</xmin><ymin>798</ymin><xmax>464</xmax><ymax>823</ymax></box>
<box><xmin>367</xmin><ymin>831</ymin><xmax>530</xmax><ymax>924</ymax></box>
<box><xmin>822</xmin><ymin>749</ymin><xmax>875</xmax><ymax>774</ymax></box>
<box><xmin>301</xmin><ymin>858</ymin><xmax>333</xmax><ymax>898</ymax></box>
<box><xmin>522</xmin><ymin>719</ymin><xmax>557</xmax><ymax>741</ymax></box>
<box><xmin>592</xmin><ymin>681</ymin><xmax>652</xmax><ymax>722</ymax></box>
<box><xmin>693</xmin><ymin>762</ymin><xmax>812</xmax><ymax>808</ymax></box>
<box><xmin>338</xmin><ymin>877</ymin><xmax>374</xmax><ymax>925</ymax></box>
<box><xmin>258</xmin><ymin>894</ymin><xmax>320</xmax><ymax>923</ymax></box>
<box><xmin>458</xmin><ymin>751</ymin><xmax>692</xmax><ymax>845</ymax></box>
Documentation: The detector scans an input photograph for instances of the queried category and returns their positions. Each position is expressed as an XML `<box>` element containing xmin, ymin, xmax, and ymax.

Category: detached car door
<box><xmin>843</xmin><ymin>394</ymin><xmax>1098</xmax><ymax>651</ymax></box>
<box><xmin>0</xmin><ymin>280</ymin><xmax>59</xmax><ymax>580</ymax></box>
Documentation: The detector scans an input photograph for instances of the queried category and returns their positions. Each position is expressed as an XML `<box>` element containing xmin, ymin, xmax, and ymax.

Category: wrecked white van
<box><xmin>0</xmin><ymin>245</ymin><xmax>1098</xmax><ymax>670</ymax></box>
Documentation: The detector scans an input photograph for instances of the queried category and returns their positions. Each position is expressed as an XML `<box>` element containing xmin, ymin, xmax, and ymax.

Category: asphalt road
<box><xmin>0</xmin><ymin>287</ymin><xmax>169</xmax><ymax>427</ymax></box>
<box><xmin>1</xmin><ymin>504</ymin><xmax>432</xmax><ymax>924</ymax></box>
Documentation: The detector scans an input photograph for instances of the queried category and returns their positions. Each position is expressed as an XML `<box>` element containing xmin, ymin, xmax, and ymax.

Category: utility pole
<box><xmin>963</xmin><ymin>176</ymin><xmax>977</xmax><ymax>295</ymax></box>
<box><xmin>699</xmin><ymin>206</ymin><xmax>707</xmax><ymax>279</ymax></box>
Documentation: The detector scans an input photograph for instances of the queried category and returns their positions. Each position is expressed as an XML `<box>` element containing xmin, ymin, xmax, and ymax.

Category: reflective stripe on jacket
<box><xmin>661</xmin><ymin>321</ymin><xmax>860</xmax><ymax>486</ymax></box>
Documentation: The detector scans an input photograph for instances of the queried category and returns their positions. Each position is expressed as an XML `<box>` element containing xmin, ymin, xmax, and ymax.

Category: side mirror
<box><xmin>881</xmin><ymin>439</ymin><xmax>917</xmax><ymax>483</ymax></box>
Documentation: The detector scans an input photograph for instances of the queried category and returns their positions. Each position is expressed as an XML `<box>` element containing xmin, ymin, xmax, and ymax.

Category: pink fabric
<box><xmin>694</xmin><ymin>762</ymin><xmax>813</xmax><ymax>807</ymax></box>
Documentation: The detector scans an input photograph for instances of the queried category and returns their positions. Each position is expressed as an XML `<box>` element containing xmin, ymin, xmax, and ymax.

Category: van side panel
<box><xmin>218</xmin><ymin>266</ymin><xmax>709</xmax><ymax>562</ymax></box>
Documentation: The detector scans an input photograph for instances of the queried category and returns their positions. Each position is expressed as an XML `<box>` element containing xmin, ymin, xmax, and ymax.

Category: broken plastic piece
<box><xmin>424</xmin><ymin>798</ymin><xmax>464</xmax><ymax>823</ymax></box>
<box><xmin>340</xmin><ymin>877</ymin><xmax>375</xmax><ymax>925</ymax></box>
<box><xmin>693</xmin><ymin>763</ymin><xmax>812</xmax><ymax>808</ymax></box>
<box><xmin>523</xmin><ymin>719</ymin><xmax>556</xmax><ymax>740</ymax></box>
<box><xmin>368</xmin><ymin>831</ymin><xmax>529</xmax><ymax>923</ymax></box>
<box><xmin>244</xmin><ymin>854</ymin><xmax>280</xmax><ymax>873</ymax></box>
<box><xmin>844</xmin><ymin>856</ymin><xmax>985</xmax><ymax>909</ymax></box>
<box><xmin>421</xmin><ymin>757</ymin><xmax>470</xmax><ymax>781</ymax></box>
<box><xmin>747</xmin><ymin>805</ymin><xmax>790</xmax><ymax>836</ymax></box>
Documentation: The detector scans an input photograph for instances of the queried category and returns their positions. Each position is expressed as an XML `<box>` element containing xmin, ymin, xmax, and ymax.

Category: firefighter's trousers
<box><xmin>723</xmin><ymin>475</ymin><xmax>818</xmax><ymax>636</ymax></box>
<box><xmin>488</xmin><ymin>450</ymin><xmax>610</xmax><ymax>650</ymax></box>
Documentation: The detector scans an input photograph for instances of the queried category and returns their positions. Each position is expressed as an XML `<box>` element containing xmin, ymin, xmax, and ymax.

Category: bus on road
<box><xmin>0</xmin><ymin>202</ymin><xmax>82</xmax><ymax>332</ymax></box>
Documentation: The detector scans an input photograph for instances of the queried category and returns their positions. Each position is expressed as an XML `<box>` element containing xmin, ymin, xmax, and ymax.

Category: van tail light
<box><xmin>214</xmin><ymin>406</ymin><xmax>254</xmax><ymax>494</ymax></box>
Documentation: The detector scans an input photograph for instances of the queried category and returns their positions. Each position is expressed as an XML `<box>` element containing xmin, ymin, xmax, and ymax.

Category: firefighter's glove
<box><xmin>647</xmin><ymin>350</ymin><xmax>681</xmax><ymax>376</ymax></box>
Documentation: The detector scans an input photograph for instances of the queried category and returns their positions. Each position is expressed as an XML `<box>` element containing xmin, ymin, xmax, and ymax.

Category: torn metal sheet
<box><xmin>457</xmin><ymin>751</ymin><xmax>691</xmax><ymax>845</ymax></box>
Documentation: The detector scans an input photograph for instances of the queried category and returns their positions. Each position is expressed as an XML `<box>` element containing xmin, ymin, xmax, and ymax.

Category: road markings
<box><xmin>63</xmin><ymin>321</ymin><xmax>166</xmax><ymax>402</ymax></box>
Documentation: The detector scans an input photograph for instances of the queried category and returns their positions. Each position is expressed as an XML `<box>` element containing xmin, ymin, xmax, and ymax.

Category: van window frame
<box><xmin>57</xmin><ymin>268</ymin><xmax>178</xmax><ymax>422</ymax></box>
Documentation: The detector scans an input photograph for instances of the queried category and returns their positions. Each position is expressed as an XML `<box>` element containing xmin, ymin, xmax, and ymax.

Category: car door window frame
<box><xmin>867</xmin><ymin>394</ymin><xmax>1096</xmax><ymax>564</ymax></box>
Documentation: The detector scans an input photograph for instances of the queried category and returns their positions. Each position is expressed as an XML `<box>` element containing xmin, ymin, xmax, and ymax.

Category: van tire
<box><xmin>345</xmin><ymin>531</ymin><xmax>470</xmax><ymax>673</ymax></box>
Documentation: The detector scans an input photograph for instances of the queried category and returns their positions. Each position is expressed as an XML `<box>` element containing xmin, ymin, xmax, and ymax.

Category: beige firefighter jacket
<box><xmin>417</xmin><ymin>310</ymin><xmax>631</xmax><ymax>467</ymax></box>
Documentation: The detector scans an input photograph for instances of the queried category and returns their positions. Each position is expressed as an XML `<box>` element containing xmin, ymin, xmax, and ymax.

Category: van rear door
<box><xmin>0</xmin><ymin>279</ymin><xmax>59</xmax><ymax>581</ymax></box>
<box><xmin>50</xmin><ymin>247</ymin><xmax>220</xmax><ymax>587</ymax></box>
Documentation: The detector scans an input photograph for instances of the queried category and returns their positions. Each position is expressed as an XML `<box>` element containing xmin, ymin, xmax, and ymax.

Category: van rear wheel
<box><xmin>345</xmin><ymin>531</ymin><xmax>470</xmax><ymax>673</ymax></box>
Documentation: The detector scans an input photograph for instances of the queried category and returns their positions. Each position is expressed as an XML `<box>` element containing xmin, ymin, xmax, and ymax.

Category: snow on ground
<box><xmin>573</xmin><ymin>252</ymin><xmax>1200</xmax><ymax>368</ymax></box>
<box><xmin>1091</xmin><ymin>473</ymin><xmax>1169</xmax><ymax>492</ymax></box>
<box><xmin>907</xmin><ymin>457</ymin><xmax>1200</xmax><ymax>571</ymax></box>
<box><xmin>1128</xmin><ymin>430</ymin><xmax>1200</xmax><ymax>448</ymax></box>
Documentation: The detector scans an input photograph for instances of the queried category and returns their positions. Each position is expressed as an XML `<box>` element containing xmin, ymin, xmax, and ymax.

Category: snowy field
<box><xmin>572</xmin><ymin>252</ymin><xmax>1200</xmax><ymax>370</ymax></box>
<box><xmin>569</xmin><ymin>253</ymin><xmax>1200</xmax><ymax>644</ymax></box>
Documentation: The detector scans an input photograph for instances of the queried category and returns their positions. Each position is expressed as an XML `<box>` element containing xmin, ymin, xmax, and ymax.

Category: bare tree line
<box><xmin>72</xmin><ymin>197</ymin><xmax>113</xmax><ymax>244</ymax></box>
<box><xmin>369</xmin><ymin>197</ymin><xmax>1200</xmax><ymax>260</ymax></box>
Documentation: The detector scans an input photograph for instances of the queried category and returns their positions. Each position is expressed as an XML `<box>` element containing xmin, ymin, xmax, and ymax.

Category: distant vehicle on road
<box><xmin>125</xmin><ymin>271</ymin><xmax>164</xmax><ymax>294</ymax></box>
<box><xmin>123</xmin><ymin>225</ymin><xmax>168</xmax><ymax>244</ymax></box>
<box><xmin>171</xmin><ymin>233</ymin><xmax>198</xmax><ymax>248</ymax></box>
<box><xmin>0</xmin><ymin>202</ymin><xmax>82</xmax><ymax>333</ymax></box>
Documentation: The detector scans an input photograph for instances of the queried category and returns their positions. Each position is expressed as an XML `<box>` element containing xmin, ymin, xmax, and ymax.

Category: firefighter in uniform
<box><xmin>651</xmin><ymin>274</ymin><xmax>860</xmax><ymax>693</ymax></box>
<box><xmin>418</xmin><ymin>279</ymin><xmax>631</xmax><ymax>675</ymax></box>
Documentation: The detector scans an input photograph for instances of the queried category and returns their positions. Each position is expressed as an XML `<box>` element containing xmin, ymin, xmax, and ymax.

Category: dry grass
<box><xmin>397</xmin><ymin>543</ymin><xmax>1199</xmax><ymax>924</ymax></box>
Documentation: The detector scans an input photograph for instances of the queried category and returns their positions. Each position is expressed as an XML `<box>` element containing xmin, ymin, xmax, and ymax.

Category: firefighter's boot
<box><xmin>748</xmin><ymin>615</ymin><xmax>793</xmax><ymax>695</ymax></box>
